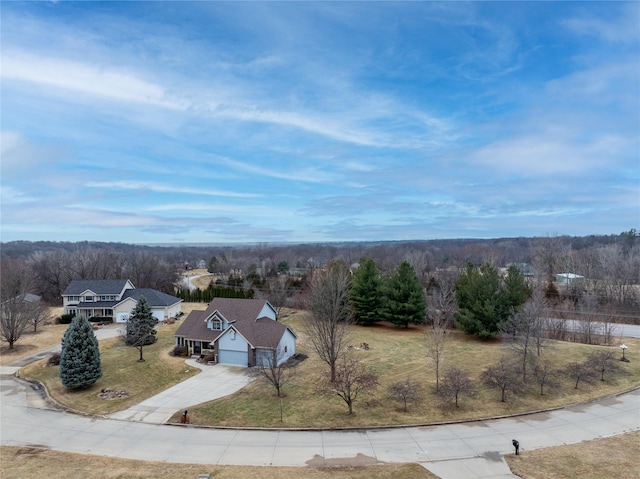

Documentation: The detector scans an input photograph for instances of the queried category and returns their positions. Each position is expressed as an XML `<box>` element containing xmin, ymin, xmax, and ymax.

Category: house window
<box><xmin>284</xmin><ymin>346</ymin><xmax>288</xmax><ymax>353</ymax></box>
<box><xmin>84</xmin><ymin>295</ymin><xmax>94</xmax><ymax>302</ymax></box>
<box><xmin>212</xmin><ymin>320</ymin><xmax>221</xmax><ymax>330</ymax></box>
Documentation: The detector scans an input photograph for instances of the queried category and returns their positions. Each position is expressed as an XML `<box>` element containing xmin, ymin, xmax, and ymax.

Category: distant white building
<box><xmin>555</xmin><ymin>273</ymin><xmax>585</xmax><ymax>285</ymax></box>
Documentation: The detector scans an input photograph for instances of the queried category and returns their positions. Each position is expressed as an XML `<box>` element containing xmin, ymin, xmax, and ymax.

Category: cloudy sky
<box><xmin>1</xmin><ymin>1</ymin><xmax>638</xmax><ymax>244</ymax></box>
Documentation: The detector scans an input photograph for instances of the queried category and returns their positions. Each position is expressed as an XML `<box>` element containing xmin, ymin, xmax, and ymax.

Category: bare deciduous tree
<box><xmin>587</xmin><ymin>350</ymin><xmax>621</xmax><ymax>382</ymax></box>
<box><xmin>565</xmin><ymin>360</ymin><xmax>596</xmax><ymax>389</ymax></box>
<box><xmin>251</xmin><ymin>346</ymin><xmax>297</xmax><ymax>397</ymax></box>
<box><xmin>303</xmin><ymin>262</ymin><xmax>352</xmax><ymax>383</ymax></box>
<box><xmin>319</xmin><ymin>354</ymin><xmax>378</xmax><ymax>415</ymax></box>
<box><xmin>261</xmin><ymin>275</ymin><xmax>291</xmax><ymax>319</ymax></box>
<box><xmin>532</xmin><ymin>235</ymin><xmax>570</xmax><ymax>285</ymax></box>
<box><xmin>28</xmin><ymin>300</ymin><xmax>52</xmax><ymax>333</ymax></box>
<box><xmin>438</xmin><ymin>366</ymin><xmax>476</xmax><ymax>407</ymax></box>
<box><xmin>388</xmin><ymin>378</ymin><xmax>421</xmax><ymax>412</ymax></box>
<box><xmin>532</xmin><ymin>359</ymin><xmax>559</xmax><ymax>396</ymax></box>
<box><xmin>481</xmin><ymin>355</ymin><xmax>523</xmax><ymax>402</ymax></box>
<box><xmin>1</xmin><ymin>259</ymin><xmax>45</xmax><ymax>349</ymax></box>
<box><xmin>429</xmin><ymin>269</ymin><xmax>458</xmax><ymax>329</ymax></box>
<box><xmin>426</xmin><ymin>315</ymin><xmax>448</xmax><ymax>391</ymax></box>
<box><xmin>501</xmin><ymin>291</ymin><xmax>549</xmax><ymax>381</ymax></box>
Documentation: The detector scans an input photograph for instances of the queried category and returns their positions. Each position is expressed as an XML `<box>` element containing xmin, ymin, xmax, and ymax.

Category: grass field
<box><xmin>4</xmin><ymin>305</ymin><xmax>640</xmax><ymax>478</ymax></box>
<box><xmin>0</xmin><ymin>447</ymin><xmax>436</xmax><ymax>479</ymax></box>
<box><xmin>178</xmin><ymin>311</ymin><xmax>640</xmax><ymax>428</ymax></box>
<box><xmin>506</xmin><ymin>431</ymin><xmax>640</xmax><ymax>479</ymax></box>
<box><xmin>18</xmin><ymin>320</ymin><xmax>199</xmax><ymax>415</ymax></box>
<box><xmin>12</xmin><ymin>307</ymin><xmax>640</xmax><ymax>426</ymax></box>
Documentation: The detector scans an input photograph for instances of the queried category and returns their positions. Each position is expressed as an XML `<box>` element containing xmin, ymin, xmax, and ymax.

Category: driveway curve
<box><xmin>107</xmin><ymin>360</ymin><xmax>254</xmax><ymax>423</ymax></box>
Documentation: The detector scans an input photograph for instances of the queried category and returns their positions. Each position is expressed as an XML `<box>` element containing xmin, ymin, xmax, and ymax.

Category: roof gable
<box><xmin>63</xmin><ymin>279</ymin><xmax>134</xmax><ymax>296</ymax></box>
<box><xmin>175</xmin><ymin>310</ymin><xmax>220</xmax><ymax>342</ymax></box>
<box><xmin>202</xmin><ymin>298</ymin><xmax>276</xmax><ymax>323</ymax></box>
<box><xmin>175</xmin><ymin>298</ymin><xmax>291</xmax><ymax>348</ymax></box>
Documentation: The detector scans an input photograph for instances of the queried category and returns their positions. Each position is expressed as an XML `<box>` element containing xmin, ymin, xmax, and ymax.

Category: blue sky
<box><xmin>1</xmin><ymin>1</ymin><xmax>638</xmax><ymax>244</ymax></box>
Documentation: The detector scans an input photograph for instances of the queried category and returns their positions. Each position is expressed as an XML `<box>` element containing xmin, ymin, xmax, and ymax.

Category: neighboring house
<box><xmin>555</xmin><ymin>273</ymin><xmax>585</xmax><ymax>285</ymax></box>
<box><xmin>62</xmin><ymin>279</ymin><xmax>182</xmax><ymax>323</ymax></box>
<box><xmin>174</xmin><ymin>298</ymin><xmax>297</xmax><ymax>367</ymax></box>
<box><xmin>23</xmin><ymin>293</ymin><xmax>42</xmax><ymax>303</ymax></box>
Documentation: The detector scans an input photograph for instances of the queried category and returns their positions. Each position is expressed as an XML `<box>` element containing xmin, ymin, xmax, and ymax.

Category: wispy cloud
<box><xmin>2</xmin><ymin>51</ymin><xmax>187</xmax><ymax>110</ymax></box>
<box><xmin>1</xmin><ymin>2</ymin><xmax>637</xmax><ymax>243</ymax></box>
<box><xmin>562</xmin><ymin>4</ymin><xmax>640</xmax><ymax>43</ymax></box>
<box><xmin>85</xmin><ymin>181</ymin><xmax>261</xmax><ymax>199</ymax></box>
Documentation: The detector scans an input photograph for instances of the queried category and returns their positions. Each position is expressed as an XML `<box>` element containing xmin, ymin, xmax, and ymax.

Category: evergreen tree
<box><xmin>125</xmin><ymin>295</ymin><xmax>157</xmax><ymax>362</ymax></box>
<box><xmin>59</xmin><ymin>316</ymin><xmax>102</xmax><ymax>389</ymax></box>
<box><xmin>350</xmin><ymin>258</ymin><xmax>383</xmax><ymax>326</ymax></box>
<box><xmin>503</xmin><ymin>264</ymin><xmax>533</xmax><ymax>314</ymax></box>
<box><xmin>455</xmin><ymin>262</ymin><xmax>531</xmax><ymax>339</ymax></box>
<box><xmin>382</xmin><ymin>261</ymin><xmax>427</xmax><ymax>328</ymax></box>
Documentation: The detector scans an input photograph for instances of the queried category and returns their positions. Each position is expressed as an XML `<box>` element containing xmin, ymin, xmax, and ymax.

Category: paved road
<box><xmin>562</xmin><ymin>319</ymin><xmax>640</xmax><ymax>339</ymax></box>
<box><xmin>1</xmin><ymin>371</ymin><xmax>638</xmax><ymax>477</ymax></box>
<box><xmin>2</xmin><ymin>322</ymin><xmax>639</xmax><ymax>478</ymax></box>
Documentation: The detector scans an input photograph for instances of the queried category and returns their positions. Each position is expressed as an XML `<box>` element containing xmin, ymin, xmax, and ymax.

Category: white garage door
<box><xmin>218</xmin><ymin>349</ymin><xmax>247</xmax><ymax>366</ymax></box>
<box><xmin>116</xmin><ymin>312</ymin><xmax>129</xmax><ymax>323</ymax></box>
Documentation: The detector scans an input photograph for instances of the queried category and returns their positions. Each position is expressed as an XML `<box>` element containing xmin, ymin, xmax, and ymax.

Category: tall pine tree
<box><xmin>455</xmin><ymin>262</ymin><xmax>531</xmax><ymax>339</ymax></box>
<box><xmin>382</xmin><ymin>261</ymin><xmax>427</xmax><ymax>328</ymax></box>
<box><xmin>350</xmin><ymin>258</ymin><xmax>383</xmax><ymax>326</ymax></box>
<box><xmin>126</xmin><ymin>295</ymin><xmax>157</xmax><ymax>362</ymax></box>
<box><xmin>59</xmin><ymin>316</ymin><xmax>102</xmax><ymax>389</ymax></box>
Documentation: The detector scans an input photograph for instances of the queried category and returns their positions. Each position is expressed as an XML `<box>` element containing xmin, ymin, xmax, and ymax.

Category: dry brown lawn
<box><xmin>0</xmin><ymin>306</ymin><xmax>65</xmax><ymax>366</ymax></box>
<box><xmin>11</xmin><ymin>306</ymin><xmax>640</xmax><ymax>427</ymax></box>
<box><xmin>0</xmin><ymin>447</ymin><xmax>435</xmax><ymax>479</ymax></box>
<box><xmin>506</xmin><ymin>431</ymin><xmax>640</xmax><ymax>479</ymax></box>
<box><xmin>178</xmin><ymin>311</ymin><xmax>640</xmax><ymax>428</ymax></box>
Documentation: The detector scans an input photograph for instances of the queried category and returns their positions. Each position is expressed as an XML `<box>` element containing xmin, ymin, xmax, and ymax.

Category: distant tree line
<box><xmin>1</xmin><ymin>229</ymin><xmax>638</xmax><ymax>316</ymax></box>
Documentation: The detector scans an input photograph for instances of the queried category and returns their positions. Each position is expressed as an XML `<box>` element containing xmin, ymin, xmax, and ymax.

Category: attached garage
<box><xmin>218</xmin><ymin>349</ymin><xmax>247</xmax><ymax>366</ymax></box>
<box><xmin>217</xmin><ymin>328</ymin><xmax>249</xmax><ymax>366</ymax></box>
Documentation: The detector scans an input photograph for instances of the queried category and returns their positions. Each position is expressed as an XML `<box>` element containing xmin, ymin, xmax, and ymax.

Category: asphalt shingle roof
<box><xmin>121</xmin><ymin>288</ymin><xmax>181</xmax><ymax>307</ymax></box>
<box><xmin>62</xmin><ymin>279</ymin><xmax>132</xmax><ymax>296</ymax></box>
<box><xmin>174</xmin><ymin>298</ymin><xmax>292</xmax><ymax>348</ymax></box>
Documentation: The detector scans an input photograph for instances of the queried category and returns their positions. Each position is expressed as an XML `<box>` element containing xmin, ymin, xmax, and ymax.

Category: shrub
<box><xmin>171</xmin><ymin>345</ymin><xmax>188</xmax><ymax>357</ymax></box>
<box><xmin>89</xmin><ymin>316</ymin><xmax>111</xmax><ymax>323</ymax></box>
<box><xmin>47</xmin><ymin>352</ymin><xmax>61</xmax><ymax>366</ymax></box>
<box><xmin>59</xmin><ymin>313</ymin><xmax>75</xmax><ymax>324</ymax></box>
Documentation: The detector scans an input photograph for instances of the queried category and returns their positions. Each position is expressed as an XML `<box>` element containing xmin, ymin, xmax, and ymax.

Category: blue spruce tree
<box><xmin>59</xmin><ymin>315</ymin><xmax>102</xmax><ymax>389</ymax></box>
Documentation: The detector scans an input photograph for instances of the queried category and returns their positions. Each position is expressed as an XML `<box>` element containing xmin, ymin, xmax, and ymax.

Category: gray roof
<box><xmin>122</xmin><ymin>288</ymin><xmax>181</xmax><ymax>307</ymax></box>
<box><xmin>175</xmin><ymin>298</ymin><xmax>293</xmax><ymax>348</ymax></box>
<box><xmin>24</xmin><ymin>293</ymin><xmax>41</xmax><ymax>303</ymax></box>
<box><xmin>63</xmin><ymin>279</ymin><xmax>133</xmax><ymax>296</ymax></box>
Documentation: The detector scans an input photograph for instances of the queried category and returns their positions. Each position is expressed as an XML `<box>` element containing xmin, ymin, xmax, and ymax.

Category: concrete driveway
<box><xmin>108</xmin><ymin>360</ymin><xmax>255</xmax><ymax>423</ymax></box>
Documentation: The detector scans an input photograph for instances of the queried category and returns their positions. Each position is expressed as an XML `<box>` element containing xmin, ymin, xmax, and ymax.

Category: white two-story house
<box><xmin>62</xmin><ymin>279</ymin><xmax>182</xmax><ymax>323</ymax></box>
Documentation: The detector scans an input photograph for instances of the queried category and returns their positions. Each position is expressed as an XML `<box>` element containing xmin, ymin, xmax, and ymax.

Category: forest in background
<box><xmin>1</xmin><ymin>230</ymin><xmax>638</xmax><ymax>323</ymax></box>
